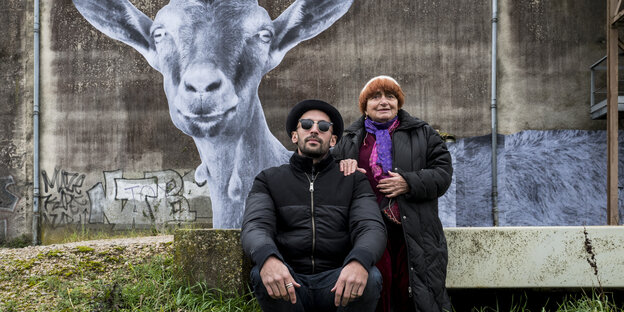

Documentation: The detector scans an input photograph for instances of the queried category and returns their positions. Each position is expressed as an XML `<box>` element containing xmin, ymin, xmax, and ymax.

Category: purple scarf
<box><xmin>364</xmin><ymin>116</ymin><xmax>399</xmax><ymax>178</ymax></box>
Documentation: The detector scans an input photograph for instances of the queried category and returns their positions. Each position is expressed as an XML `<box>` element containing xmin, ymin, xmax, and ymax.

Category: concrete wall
<box><xmin>262</xmin><ymin>0</ymin><xmax>494</xmax><ymax>145</ymax></box>
<box><xmin>1</xmin><ymin>1</ymin><xmax>33</xmax><ymax>242</ymax></box>
<box><xmin>262</xmin><ymin>0</ymin><xmax>607</xmax><ymax>145</ymax></box>
<box><xmin>37</xmin><ymin>0</ymin><xmax>211</xmax><ymax>242</ymax></box>
<box><xmin>498</xmin><ymin>1</ymin><xmax>606</xmax><ymax>134</ymax></box>
<box><xmin>0</xmin><ymin>0</ymin><xmax>611</xmax><ymax>242</ymax></box>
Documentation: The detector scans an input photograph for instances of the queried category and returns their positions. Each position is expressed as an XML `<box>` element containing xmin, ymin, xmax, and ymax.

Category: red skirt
<box><xmin>375</xmin><ymin>222</ymin><xmax>414</xmax><ymax>312</ymax></box>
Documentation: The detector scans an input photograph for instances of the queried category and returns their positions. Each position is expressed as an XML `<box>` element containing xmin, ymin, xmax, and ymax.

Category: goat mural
<box><xmin>72</xmin><ymin>0</ymin><xmax>354</xmax><ymax>228</ymax></box>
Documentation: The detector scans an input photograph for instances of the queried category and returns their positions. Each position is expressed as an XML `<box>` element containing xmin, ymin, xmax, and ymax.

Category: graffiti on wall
<box><xmin>41</xmin><ymin>168</ymin><xmax>208</xmax><ymax>229</ymax></box>
<box><xmin>0</xmin><ymin>175</ymin><xmax>19</xmax><ymax>240</ymax></box>
<box><xmin>41</xmin><ymin>167</ymin><xmax>89</xmax><ymax>228</ymax></box>
<box><xmin>73</xmin><ymin>0</ymin><xmax>354</xmax><ymax>228</ymax></box>
<box><xmin>87</xmin><ymin>169</ymin><xmax>202</xmax><ymax>228</ymax></box>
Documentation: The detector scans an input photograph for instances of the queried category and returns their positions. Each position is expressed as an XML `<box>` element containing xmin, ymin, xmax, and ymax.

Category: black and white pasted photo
<box><xmin>73</xmin><ymin>0</ymin><xmax>354</xmax><ymax>228</ymax></box>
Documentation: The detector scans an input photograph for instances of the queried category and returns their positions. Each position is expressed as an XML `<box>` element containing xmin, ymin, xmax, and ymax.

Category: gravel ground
<box><xmin>0</xmin><ymin>235</ymin><xmax>174</xmax><ymax>311</ymax></box>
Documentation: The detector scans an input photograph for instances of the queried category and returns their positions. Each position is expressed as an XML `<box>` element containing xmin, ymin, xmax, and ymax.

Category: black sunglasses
<box><xmin>298</xmin><ymin>119</ymin><xmax>333</xmax><ymax>132</ymax></box>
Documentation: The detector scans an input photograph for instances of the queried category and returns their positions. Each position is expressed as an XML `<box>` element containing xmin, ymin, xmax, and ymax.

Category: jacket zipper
<box><xmin>305</xmin><ymin>170</ymin><xmax>319</xmax><ymax>273</ymax></box>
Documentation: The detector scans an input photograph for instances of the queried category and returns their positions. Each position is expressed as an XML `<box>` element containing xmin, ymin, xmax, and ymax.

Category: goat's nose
<box><xmin>182</xmin><ymin>67</ymin><xmax>223</xmax><ymax>94</ymax></box>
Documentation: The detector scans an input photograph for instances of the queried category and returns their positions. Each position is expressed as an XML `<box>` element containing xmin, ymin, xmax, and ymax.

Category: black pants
<box><xmin>250</xmin><ymin>264</ymin><xmax>383</xmax><ymax>312</ymax></box>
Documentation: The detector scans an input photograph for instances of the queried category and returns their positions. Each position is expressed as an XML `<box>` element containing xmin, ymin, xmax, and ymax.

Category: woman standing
<box><xmin>332</xmin><ymin>76</ymin><xmax>453</xmax><ymax>312</ymax></box>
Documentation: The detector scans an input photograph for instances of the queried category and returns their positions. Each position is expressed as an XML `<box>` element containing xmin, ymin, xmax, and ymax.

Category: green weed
<box><xmin>113</xmin><ymin>246</ymin><xmax>126</xmax><ymax>252</ymax></box>
<box><xmin>76</xmin><ymin>260</ymin><xmax>105</xmax><ymax>273</ymax></box>
<box><xmin>555</xmin><ymin>291</ymin><xmax>622</xmax><ymax>312</ymax></box>
<box><xmin>59</xmin><ymin>228</ymin><xmax>158</xmax><ymax>245</ymax></box>
<box><xmin>13</xmin><ymin>258</ymin><xmax>36</xmax><ymax>272</ymax></box>
<box><xmin>0</xmin><ymin>300</ymin><xmax>19</xmax><ymax>312</ymax></box>
<box><xmin>0</xmin><ymin>234</ymin><xmax>31</xmax><ymax>248</ymax></box>
<box><xmin>37</xmin><ymin>253</ymin><xmax>261</xmax><ymax>312</ymax></box>
<box><xmin>49</xmin><ymin>266</ymin><xmax>75</xmax><ymax>277</ymax></box>
<box><xmin>103</xmin><ymin>254</ymin><xmax>123</xmax><ymax>263</ymax></box>
<box><xmin>44</xmin><ymin>249</ymin><xmax>63</xmax><ymax>258</ymax></box>
<box><xmin>73</xmin><ymin>246</ymin><xmax>94</xmax><ymax>253</ymax></box>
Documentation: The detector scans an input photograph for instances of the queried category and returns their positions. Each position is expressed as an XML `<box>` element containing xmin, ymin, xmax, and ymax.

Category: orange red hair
<box><xmin>358</xmin><ymin>76</ymin><xmax>405</xmax><ymax>114</ymax></box>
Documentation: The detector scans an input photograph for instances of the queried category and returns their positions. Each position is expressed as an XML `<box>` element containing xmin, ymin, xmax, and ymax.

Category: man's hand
<box><xmin>377</xmin><ymin>171</ymin><xmax>409</xmax><ymax>197</ymax></box>
<box><xmin>260</xmin><ymin>256</ymin><xmax>301</xmax><ymax>304</ymax></box>
<box><xmin>339</xmin><ymin>159</ymin><xmax>367</xmax><ymax>176</ymax></box>
<box><xmin>330</xmin><ymin>261</ymin><xmax>368</xmax><ymax>307</ymax></box>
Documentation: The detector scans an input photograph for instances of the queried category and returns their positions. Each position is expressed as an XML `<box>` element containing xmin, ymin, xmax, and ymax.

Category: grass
<box><xmin>7</xmin><ymin>251</ymin><xmax>619</xmax><ymax>312</ymax></box>
<box><xmin>12</xmin><ymin>254</ymin><xmax>262</xmax><ymax>312</ymax></box>
<box><xmin>457</xmin><ymin>290</ymin><xmax>623</xmax><ymax>312</ymax></box>
<box><xmin>0</xmin><ymin>234</ymin><xmax>31</xmax><ymax>248</ymax></box>
<box><xmin>59</xmin><ymin>228</ymin><xmax>165</xmax><ymax>245</ymax></box>
<box><xmin>53</xmin><ymin>223</ymin><xmax>210</xmax><ymax>245</ymax></box>
<box><xmin>0</xmin><ymin>221</ymin><xmax>219</xmax><ymax>248</ymax></box>
<box><xmin>0</xmin><ymin>229</ymin><xmax>156</xmax><ymax>248</ymax></box>
<box><xmin>2</xmin><ymin>230</ymin><xmax>621</xmax><ymax>311</ymax></box>
<box><xmin>555</xmin><ymin>292</ymin><xmax>622</xmax><ymax>312</ymax></box>
<box><xmin>0</xmin><ymin>224</ymin><xmax>206</xmax><ymax>247</ymax></box>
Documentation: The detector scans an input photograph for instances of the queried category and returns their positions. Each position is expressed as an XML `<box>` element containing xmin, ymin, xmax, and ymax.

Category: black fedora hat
<box><xmin>285</xmin><ymin>99</ymin><xmax>344</xmax><ymax>142</ymax></box>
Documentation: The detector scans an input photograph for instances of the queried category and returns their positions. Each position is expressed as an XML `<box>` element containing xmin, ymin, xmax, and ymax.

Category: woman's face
<box><xmin>365</xmin><ymin>90</ymin><xmax>399</xmax><ymax>123</ymax></box>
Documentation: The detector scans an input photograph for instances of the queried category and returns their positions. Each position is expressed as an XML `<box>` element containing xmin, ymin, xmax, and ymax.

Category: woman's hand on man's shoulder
<box><xmin>339</xmin><ymin>159</ymin><xmax>366</xmax><ymax>176</ymax></box>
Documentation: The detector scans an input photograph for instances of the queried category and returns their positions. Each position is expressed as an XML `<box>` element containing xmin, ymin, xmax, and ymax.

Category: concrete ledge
<box><xmin>174</xmin><ymin>226</ymin><xmax>624</xmax><ymax>291</ymax></box>
<box><xmin>446</xmin><ymin>226</ymin><xmax>624</xmax><ymax>288</ymax></box>
<box><xmin>174</xmin><ymin>229</ymin><xmax>251</xmax><ymax>294</ymax></box>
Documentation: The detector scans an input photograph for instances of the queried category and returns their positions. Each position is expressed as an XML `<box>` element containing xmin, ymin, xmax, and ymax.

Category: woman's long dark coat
<box><xmin>332</xmin><ymin>109</ymin><xmax>453</xmax><ymax>312</ymax></box>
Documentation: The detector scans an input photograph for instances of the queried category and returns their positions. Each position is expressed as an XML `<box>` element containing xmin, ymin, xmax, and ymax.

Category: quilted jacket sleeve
<box><xmin>330</xmin><ymin>133</ymin><xmax>352</xmax><ymax>161</ymax></box>
<box><xmin>342</xmin><ymin>172</ymin><xmax>387</xmax><ymax>271</ymax></box>
<box><xmin>241</xmin><ymin>171</ymin><xmax>284</xmax><ymax>267</ymax></box>
<box><xmin>398</xmin><ymin>126</ymin><xmax>453</xmax><ymax>202</ymax></box>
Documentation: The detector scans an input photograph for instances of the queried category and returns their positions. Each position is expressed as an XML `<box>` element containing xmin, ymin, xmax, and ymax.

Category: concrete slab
<box><xmin>175</xmin><ymin>226</ymin><xmax>624</xmax><ymax>291</ymax></box>
<box><xmin>174</xmin><ymin>229</ymin><xmax>252</xmax><ymax>295</ymax></box>
<box><xmin>445</xmin><ymin>226</ymin><xmax>624</xmax><ymax>288</ymax></box>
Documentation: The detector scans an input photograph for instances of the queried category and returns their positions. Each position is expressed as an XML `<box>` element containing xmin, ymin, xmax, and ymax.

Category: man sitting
<box><xmin>242</xmin><ymin>99</ymin><xmax>386</xmax><ymax>311</ymax></box>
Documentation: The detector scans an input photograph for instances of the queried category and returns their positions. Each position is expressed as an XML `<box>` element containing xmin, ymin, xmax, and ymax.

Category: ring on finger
<box><xmin>285</xmin><ymin>282</ymin><xmax>294</xmax><ymax>289</ymax></box>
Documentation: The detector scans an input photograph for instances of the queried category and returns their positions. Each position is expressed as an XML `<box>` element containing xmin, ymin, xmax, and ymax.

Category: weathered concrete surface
<box><xmin>32</xmin><ymin>0</ymin><xmax>212</xmax><ymax>242</ymax></box>
<box><xmin>0</xmin><ymin>0</ymin><xmax>33</xmax><ymax>242</ymax></box>
<box><xmin>446</xmin><ymin>226</ymin><xmax>624</xmax><ymax>288</ymax></box>
<box><xmin>261</xmin><ymin>0</ymin><xmax>492</xmax><ymax>145</ymax></box>
<box><xmin>0</xmin><ymin>0</ymin><xmax>610</xmax><ymax>240</ymax></box>
<box><xmin>176</xmin><ymin>227</ymin><xmax>624</xmax><ymax>290</ymax></box>
<box><xmin>498</xmin><ymin>1</ymin><xmax>606</xmax><ymax>134</ymax></box>
<box><xmin>174</xmin><ymin>229</ymin><xmax>251</xmax><ymax>294</ymax></box>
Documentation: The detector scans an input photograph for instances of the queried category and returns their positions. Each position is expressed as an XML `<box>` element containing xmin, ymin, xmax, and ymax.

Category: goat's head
<box><xmin>73</xmin><ymin>0</ymin><xmax>353</xmax><ymax>139</ymax></box>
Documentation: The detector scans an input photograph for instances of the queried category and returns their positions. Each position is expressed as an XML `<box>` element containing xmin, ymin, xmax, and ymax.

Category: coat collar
<box><xmin>289</xmin><ymin>152</ymin><xmax>335</xmax><ymax>174</ymax></box>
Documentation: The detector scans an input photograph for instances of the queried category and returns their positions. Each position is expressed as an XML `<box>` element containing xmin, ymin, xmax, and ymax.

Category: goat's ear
<box><xmin>73</xmin><ymin>0</ymin><xmax>158</xmax><ymax>69</ymax></box>
<box><xmin>267</xmin><ymin>0</ymin><xmax>353</xmax><ymax>71</ymax></box>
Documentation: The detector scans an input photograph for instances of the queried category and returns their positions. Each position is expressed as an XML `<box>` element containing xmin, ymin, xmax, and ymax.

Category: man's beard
<box><xmin>298</xmin><ymin>135</ymin><xmax>329</xmax><ymax>159</ymax></box>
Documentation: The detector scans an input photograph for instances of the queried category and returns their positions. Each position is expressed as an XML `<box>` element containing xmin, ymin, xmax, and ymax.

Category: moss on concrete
<box><xmin>174</xmin><ymin>229</ymin><xmax>251</xmax><ymax>295</ymax></box>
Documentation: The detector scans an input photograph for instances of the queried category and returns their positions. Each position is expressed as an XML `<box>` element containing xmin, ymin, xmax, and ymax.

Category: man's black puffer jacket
<box><xmin>242</xmin><ymin>152</ymin><xmax>387</xmax><ymax>274</ymax></box>
<box><xmin>332</xmin><ymin>109</ymin><xmax>453</xmax><ymax>312</ymax></box>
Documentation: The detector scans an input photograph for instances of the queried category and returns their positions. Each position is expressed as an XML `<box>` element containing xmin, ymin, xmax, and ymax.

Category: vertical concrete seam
<box><xmin>33</xmin><ymin>0</ymin><xmax>40</xmax><ymax>245</ymax></box>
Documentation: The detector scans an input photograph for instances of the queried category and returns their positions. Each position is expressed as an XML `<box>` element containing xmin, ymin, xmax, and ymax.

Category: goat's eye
<box><xmin>257</xmin><ymin>29</ymin><xmax>273</xmax><ymax>43</ymax></box>
<box><xmin>153</xmin><ymin>28</ymin><xmax>166</xmax><ymax>43</ymax></box>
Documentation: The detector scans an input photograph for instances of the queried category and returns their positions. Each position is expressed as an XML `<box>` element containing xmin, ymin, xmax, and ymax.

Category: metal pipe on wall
<box><xmin>490</xmin><ymin>0</ymin><xmax>499</xmax><ymax>226</ymax></box>
<box><xmin>33</xmin><ymin>0</ymin><xmax>40</xmax><ymax>245</ymax></box>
